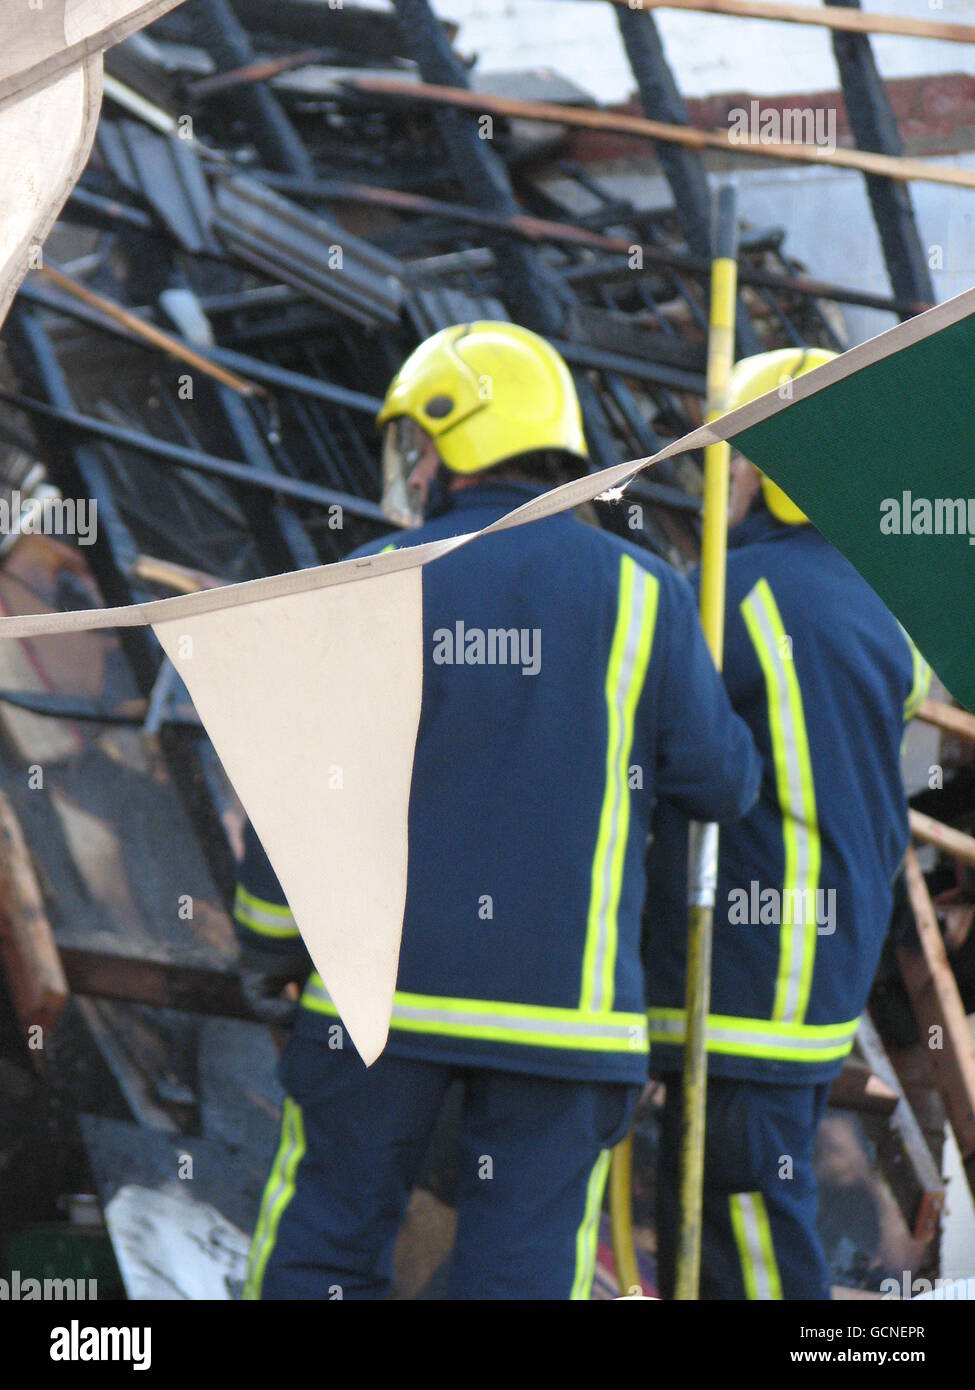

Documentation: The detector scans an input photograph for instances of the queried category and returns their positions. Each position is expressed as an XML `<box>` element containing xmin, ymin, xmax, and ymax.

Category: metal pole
<box><xmin>674</xmin><ymin>183</ymin><xmax>738</xmax><ymax>1300</ymax></box>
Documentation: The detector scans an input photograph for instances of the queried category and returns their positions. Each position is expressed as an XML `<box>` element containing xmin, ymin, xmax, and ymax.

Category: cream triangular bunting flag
<box><xmin>153</xmin><ymin>570</ymin><xmax>424</xmax><ymax>1064</ymax></box>
<box><xmin>0</xmin><ymin>2</ymin><xmax>186</xmax><ymax>325</ymax></box>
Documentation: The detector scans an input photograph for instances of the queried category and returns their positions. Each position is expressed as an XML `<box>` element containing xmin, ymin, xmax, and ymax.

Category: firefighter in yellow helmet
<box><xmin>376</xmin><ymin>320</ymin><xmax>588</xmax><ymax>526</ymax></box>
<box><xmin>238</xmin><ymin>321</ymin><xmax>761</xmax><ymax>1299</ymax></box>
<box><xmin>726</xmin><ymin>348</ymin><xmax>835</xmax><ymax>528</ymax></box>
<box><xmin>645</xmin><ymin>347</ymin><xmax>931</xmax><ymax>1300</ymax></box>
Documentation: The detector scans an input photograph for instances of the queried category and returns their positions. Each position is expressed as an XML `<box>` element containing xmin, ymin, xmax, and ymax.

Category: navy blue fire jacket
<box><xmin>645</xmin><ymin>507</ymin><xmax>930</xmax><ymax>1086</ymax></box>
<box><xmin>236</xmin><ymin>481</ymin><xmax>760</xmax><ymax>1083</ymax></box>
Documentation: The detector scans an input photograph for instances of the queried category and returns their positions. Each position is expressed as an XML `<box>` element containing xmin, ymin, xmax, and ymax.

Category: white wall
<box><xmin>440</xmin><ymin>0</ymin><xmax>975</xmax><ymax>104</ymax></box>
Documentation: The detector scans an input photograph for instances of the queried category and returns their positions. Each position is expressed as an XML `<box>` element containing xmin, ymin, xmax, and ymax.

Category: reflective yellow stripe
<box><xmin>302</xmin><ymin>974</ymin><xmax>648</xmax><ymax>1055</ymax></box>
<box><xmin>570</xmin><ymin>1149</ymin><xmax>612</xmax><ymax>1300</ymax></box>
<box><xmin>233</xmin><ymin>884</ymin><xmax>299</xmax><ymax>939</ymax></box>
<box><xmin>740</xmin><ymin>579</ymin><xmax>820</xmax><ymax>1024</ymax></box>
<box><xmin>581</xmin><ymin>554</ymin><xmax>658</xmax><ymax>1013</ymax></box>
<box><xmin>647</xmin><ymin>1006</ymin><xmax>858</xmax><ymax>1063</ymax></box>
<box><xmin>902</xmin><ymin>628</ymin><xmax>931</xmax><ymax>721</ymax></box>
<box><xmin>729</xmin><ymin>1192</ymin><xmax>782</xmax><ymax>1300</ymax></box>
<box><xmin>243</xmin><ymin>1097</ymin><xmax>306</xmax><ymax>1300</ymax></box>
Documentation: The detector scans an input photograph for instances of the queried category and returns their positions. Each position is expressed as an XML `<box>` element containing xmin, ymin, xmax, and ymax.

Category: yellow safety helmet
<box><xmin>377</xmin><ymin>321</ymin><xmax>587</xmax><ymax>526</ymax></box>
<box><xmin>728</xmin><ymin>347</ymin><xmax>837</xmax><ymax>526</ymax></box>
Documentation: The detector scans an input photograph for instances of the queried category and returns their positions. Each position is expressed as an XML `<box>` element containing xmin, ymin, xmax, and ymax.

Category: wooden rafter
<box><xmin>350</xmin><ymin>76</ymin><xmax>975</xmax><ymax>191</ymax></box>
<box><xmin>610</xmin><ymin>0</ymin><xmax>975</xmax><ymax>47</ymax></box>
<box><xmin>899</xmin><ymin>847</ymin><xmax>975</xmax><ymax>1198</ymax></box>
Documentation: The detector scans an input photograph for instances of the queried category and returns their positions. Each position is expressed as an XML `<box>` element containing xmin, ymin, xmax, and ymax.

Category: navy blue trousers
<box><xmin>656</xmin><ymin>1075</ymin><xmax>832</xmax><ymax>1300</ymax></box>
<box><xmin>245</xmin><ymin>1038</ymin><xmax>639</xmax><ymax>1300</ymax></box>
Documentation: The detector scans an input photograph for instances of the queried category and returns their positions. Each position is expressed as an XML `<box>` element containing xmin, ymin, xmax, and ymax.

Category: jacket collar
<box><xmin>728</xmin><ymin>505</ymin><xmax>799</xmax><ymax>551</ymax></box>
<box><xmin>440</xmin><ymin>480</ymin><xmax>548</xmax><ymax>514</ymax></box>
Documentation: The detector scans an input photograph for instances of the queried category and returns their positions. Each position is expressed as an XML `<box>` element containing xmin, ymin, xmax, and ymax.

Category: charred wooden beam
<box><xmin>187</xmin><ymin>47</ymin><xmax>336</xmax><ymax>101</ymax></box>
<box><xmin>828</xmin><ymin>1058</ymin><xmax>899</xmax><ymax>1115</ymax></box>
<box><xmin>59</xmin><ymin>937</ymin><xmax>251</xmax><ymax>1020</ymax></box>
<box><xmin>16</xmin><ymin>278</ymin><xmax>385</xmax><ymax>415</ymax></box>
<box><xmin>0</xmin><ymin>389</ymin><xmax>388</xmax><ymax>524</ymax></box>
<box><xmin>826</xmin><ymin>0</ymin><xmax>936</xmax><ymax>311</ymax></box>
<box><xmin>259</xmin><ymin>170</ymin><xmax>929</xmax><ymax>315</ymax></box>
<box><xmin>615</xmin><ymin>6</ymin><xmax>762</xmax><ymax>355</ymax></box>
<box><xmin>348</xmin><ymin>75</ymin><xmax>975</xmax><ymax>190</ymax></box>
<box><xmin>623</xmin><ymin>0</ymin><xmax>975</xmax><ymax>47</ymax></box>
<box><xmin>39</xmin><ymin>266</ymin><xmax>265</xmax><ymax>399</ymax></box>
<box><xmin>0</xmin><ymin>789</ymin><xmax>68</xmax><ymax>1064</ymax></box>
<box><xmin>188</xmin><ymin>0</ymin><xmax>316</xmax><ymax>179</ymax></box>
<box><xmin>917</xmin><ymin>698</ymin><xmax>975</xmax><ymax>745</ymax></box>
<box><xmin>0</xmin><ymin>689</ymin><xmax>197</xmax><ymax>726</ymax></box>
<box><xmin>561</xmin><ymin>252</ymin><xmax>928</xmax><ymax>317</ymax></box>
<box><xmin>899</xmin><ymin>846</ymin><xmax>975</xmax><ymax>1198</ymax></box>
<box><xmin>909</xmin><ymin>809</ymin><xmax>975</xmax><ymax>872</ymax></box>
<box><xmin>856</xmin><ymin>1012</ymin><xmax>945</xmax><ymax>1244</ymax></box>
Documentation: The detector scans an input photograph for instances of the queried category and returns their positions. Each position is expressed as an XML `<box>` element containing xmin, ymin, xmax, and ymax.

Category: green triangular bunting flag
<box><xmin>727</xmin><ymin>298</ymin><xmax>975</xmax><ymax>710</ymax></box>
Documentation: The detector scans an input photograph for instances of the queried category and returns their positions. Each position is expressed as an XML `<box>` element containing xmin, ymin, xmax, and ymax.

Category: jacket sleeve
<box><xmin>653</xmin><ymin>572</ymin><xmax>762</xmax><ymax>824</ymax></box>
<box><xmin>234</xmin><ymin>820</ymin><xmax>311</xmax><ymax>975</ymax></box>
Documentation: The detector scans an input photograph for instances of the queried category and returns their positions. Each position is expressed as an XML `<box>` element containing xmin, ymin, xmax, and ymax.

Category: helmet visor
<box><xmin>381</xmin><ymin>416</ymin><xmax>433</xmax><ymax>528</ymax></box>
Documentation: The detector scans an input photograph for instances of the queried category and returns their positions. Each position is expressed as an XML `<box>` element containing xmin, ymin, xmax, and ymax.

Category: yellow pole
<box><xmin>674</xmin><ymin>185</ymin><xmax>738</xmax><ymax>1301</ymax></box>
<box><xmin>608</xmin><ymin>1127</ymin><xmax>641</xmax><ymax>1296</ymax></box>
<box><xmin>609</xmin><ymin>187</ymin><xmax>739</xmax><ymax>1300</ymax></box>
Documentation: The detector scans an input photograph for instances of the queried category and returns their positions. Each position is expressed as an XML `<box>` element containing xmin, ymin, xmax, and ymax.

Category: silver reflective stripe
<box><xmin>649</xmin><ymin>1013</ymin><xmax>857</xmax><ymax>1055</ymax></box>
<box><xmin>571</xmin><ymin>1149</ymin><xmax>611</xmax><ymax>1300</ymax></box>
<box><xmin>234</xmin><ymin>885</ymin><xmax>298</xmax><ymax>937</ymax></box>
<box><xmin>583</xmin><ymin>558</ymin><xmax>658</xmax><ymax>1016</ymax></box>
<box><xmin>394</xmin><ymin>1003</ymin><xmax>638</xmax><ymax>1042</ymax></box>
<box><xmin>591</xmin><ymin>568</ymin><xmax>652</xmax><ymax>1011</ymax></box>
<box><xmin>245</xmin><ymin>1098</ymin><xmax>304</xmax><ymax>1298</ymax></box>
<box><xmin>302</xmin><ymin>979</ymin><xmax>648</xmax><ymax>1049</ymax></box>
<box><xmin>742</xmin><ymin>582</ymin><xmax>810</xmax><ymax>1023</ymax></box>
<box><xmin>733</xmin><ymin>1193</ymin><xmax>776</xmax><ymax>1300</ymax></box>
